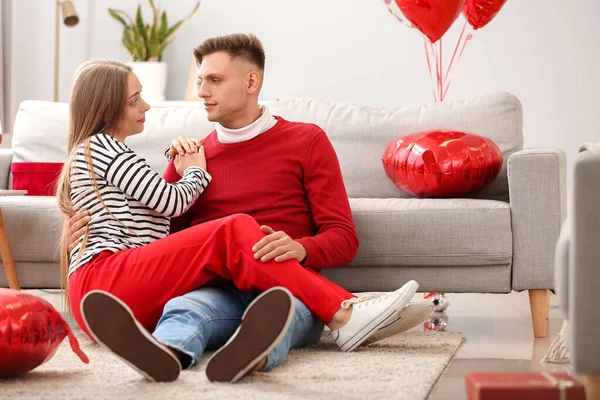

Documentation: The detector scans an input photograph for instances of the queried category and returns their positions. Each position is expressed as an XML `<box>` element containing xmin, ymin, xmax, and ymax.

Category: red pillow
<box><xmin>382</xmin><ymin>130</ymin><xmax>503</xmax><ymax>198</ymax></box>
<box><xmin>11</xmin><ymin>162</ymin><xmax>64</xmax><ymax>196</ymax></box>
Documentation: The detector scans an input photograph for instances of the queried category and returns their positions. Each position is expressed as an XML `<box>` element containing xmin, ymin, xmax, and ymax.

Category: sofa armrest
<box><xmin>508</xmin><ymin>148</ymin><xmax>566</xmax><ymax>290</ymax></box>
<box><xmin>554</xmin><ymin>217</ymin><xmax>570</xmax><ymax>317</ymax></box>
<box><xmin>570</xmin><ymin>143</ymin><xmax>600</xmax><ymax>372</ymax></box>
<box><xmin>0</xmin><ymin>148</ymin><xmax>13</xmax><ymax>189</ymax></box>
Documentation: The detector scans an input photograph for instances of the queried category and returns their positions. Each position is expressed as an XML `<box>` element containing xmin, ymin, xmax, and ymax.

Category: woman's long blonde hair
<box><xmin>56</xmin><ymin>59</ymin><xmax>131</xmax><ymax>312</ymax></box>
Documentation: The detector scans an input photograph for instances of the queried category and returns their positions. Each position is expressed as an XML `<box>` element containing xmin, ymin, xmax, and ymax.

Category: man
<box><xmin>67</xmin><ymin>33</ymin><xmax>432</xmax><ymax>383</ymax></box>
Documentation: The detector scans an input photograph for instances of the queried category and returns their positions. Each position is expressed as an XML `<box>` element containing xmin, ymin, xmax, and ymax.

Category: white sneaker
<box><xmin>361</xmin><ymin>300</ymin><xmax>434</xmax><ymax>346</ymax></box>
<box><xmin>331</xmin><ymin>280</ymin><xmax>419</xmax><ymax>352</ymax></box>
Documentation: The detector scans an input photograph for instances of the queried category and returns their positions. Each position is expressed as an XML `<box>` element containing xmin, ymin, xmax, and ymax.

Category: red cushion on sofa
<box><xmin>11</xmin><ymin>162</ymin><xmax>64</xmax><ymax>196</ymax></box>
<box><xmin>382</xmin><ymin>130</ymin><xmax>503</xmax><ymax>198</ymax></box>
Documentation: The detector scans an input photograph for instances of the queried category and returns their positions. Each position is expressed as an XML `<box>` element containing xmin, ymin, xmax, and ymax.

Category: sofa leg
<box><xmin>584</xmin><ymin>374</ymin><xmax>600</xmax><ymax>400</ymax></box>
<box><xmin>0</xmin><ymin>208</ymin><xmax>21</xmax><ymax>290</ymax></box>
<box><xmin>528</xmin><ymin>289</ymin><xmax>549</xmax><ymax>338</ymax></box>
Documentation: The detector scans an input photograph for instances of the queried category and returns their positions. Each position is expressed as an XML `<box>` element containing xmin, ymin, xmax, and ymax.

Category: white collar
<box><xmin>215</xmin><ymin>105</ymin><xmax>277</xmax><ymax>143</ymax></box>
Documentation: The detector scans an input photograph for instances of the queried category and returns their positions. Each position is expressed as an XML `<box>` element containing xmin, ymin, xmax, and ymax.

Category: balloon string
<box><xmin>431</xmin><ymin>40</ymin><xmax>440</xmax><ymax>102</ymax></box>
<box><xmin>68</xmin><ymin>329</ymin><xmax>90</xmax><ymax>364</ymax></box>
<box><xmin>433</xmin><ymin>40</ymin><xmax>440</xmax><ymax>102</ymax></box>
<box><xmin>423</xmin><ymin>38</ymin><xmax>437</xmax><ymax>103</ymax></box>
<box><xmin>442</xmin><ymin>20</ymin><xmax>468</xmax><ymax>98</ymax></box>
<box><xmin>438</xmin><ymin>38</ymin><xmax>443</xmax><ymax>101</ymax></box>
<box><xmin>442</xmin><ymin>24</ymin><xmax>473</xmax><ymax>100</ymax></box>
<box><xmin>459</xmin><ymin>30</ymin><xmax>473</xmax><ymax>58</ymax></box>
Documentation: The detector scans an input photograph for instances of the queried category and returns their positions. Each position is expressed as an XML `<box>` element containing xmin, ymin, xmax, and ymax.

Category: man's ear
<box><xmin>247</xmin><ymin>71</ymin><xmax>261</xmax><ymax>93</ymax></box>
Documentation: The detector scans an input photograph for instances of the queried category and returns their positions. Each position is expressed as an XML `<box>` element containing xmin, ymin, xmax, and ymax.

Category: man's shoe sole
<box><xmin>205</xmin><ymin>287</ymin><xmax>295</xmax><ymax>383</ymax></box>
<box><xmin>81</xmin><ymin>290</ymin><xmax>181</xmax><ymax>382</ymax></box>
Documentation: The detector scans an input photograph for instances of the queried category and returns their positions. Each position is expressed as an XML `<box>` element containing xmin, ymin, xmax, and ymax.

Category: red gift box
<box><xmin>11</xmin><ymin>162</ymin><xmax>64</xmax><ymax>196</ymax></box>
<box><xmin>466</xmin><ymin>372</ymin><xmax>586</xmax><ymax>400</ymax></box>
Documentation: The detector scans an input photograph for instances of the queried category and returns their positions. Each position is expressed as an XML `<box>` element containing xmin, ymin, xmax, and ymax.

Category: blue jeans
<box><xmin>152</xmin><ymin>284</ymin><xmax>324</xmax><ymax>372</ymax></box>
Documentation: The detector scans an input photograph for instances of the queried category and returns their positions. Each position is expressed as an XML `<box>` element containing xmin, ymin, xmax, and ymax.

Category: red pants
<box><xmin>69</xmin><ymin>214</ymin><xmax>353</xmax><ymax>338</ymax></box>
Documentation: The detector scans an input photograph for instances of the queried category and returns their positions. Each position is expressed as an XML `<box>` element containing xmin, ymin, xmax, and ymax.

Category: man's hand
<box><xmin>65</xmin><ymin>211</ymin><xmax>91</xmax><ymax>254</ymax></box>
<box><xmin>252</xmin><ymin>225</ymin><xmax>307</xmax><ymax>263</ymax></box>
<box><xmin>174</xmin><ymin>145</ymin><xmax>207</xmax><ymax>176</ymax></box>
<box><xmin>168</xmin><ymin>136</ymin><xmax>202</xmax><ymax>158</ymax></box>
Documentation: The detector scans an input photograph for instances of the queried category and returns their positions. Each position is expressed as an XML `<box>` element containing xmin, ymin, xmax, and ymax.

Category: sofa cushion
<box><xmin>269</xmin><ymin>92</ymin><xmax>523</xmax><ymax>201</ymax></box>
<box><xmin>0</xmin><ymin>194</ymin><xmax>513</xmax><ymax>267</ymax></box>
<box><xmin>349</xmin><ymin>197</ymin><xmax>512</xmax><ymax>268</ymax></box>
<box><xmin>11</xmin><ymin>101</ymin><xmax>214</xmax><ymax>175</ymax></box>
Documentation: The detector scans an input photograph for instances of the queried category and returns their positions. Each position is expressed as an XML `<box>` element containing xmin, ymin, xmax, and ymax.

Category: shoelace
<box><xmin>357</xmin><ymin>292</ymin><xmax>396</xmax><ymax>309</ymax></box>
<box><xmin>341</xmin><ymin>292</ymin><xmax>394</xmax><ymax>309</ymax></box>
<box><xmin>341</xmin><ymin>291</ymin><xmax>414</xmax><ymax>310</ymax></box>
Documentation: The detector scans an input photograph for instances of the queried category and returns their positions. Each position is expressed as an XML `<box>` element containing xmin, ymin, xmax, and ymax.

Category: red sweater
<box><xmin>162</xmin><ymin>117</ymin><xmax>359</xmax><ymax>270</ymax></box>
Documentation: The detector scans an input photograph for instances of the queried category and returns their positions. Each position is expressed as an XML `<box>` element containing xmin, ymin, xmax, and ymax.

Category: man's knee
<box><xmin>223</xmin><ymin>213</ymin><xmax>260</xmax><ymax>230</ymax></box>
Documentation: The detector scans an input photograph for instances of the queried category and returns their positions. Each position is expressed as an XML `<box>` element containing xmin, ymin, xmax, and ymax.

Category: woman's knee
<box><xmin>162</xmin><ymin>286</ymin><xmax>242</xmax><ymax>319</ymax></box>
<box><xmin>162</xmin><ymin>295</ymin><xmax>191</xmax><ymax>314</ymax></box>
<box><xmin>162</xmin><ymin>292</ymin><xmax>210</xmax><ymax>317</ymax></box>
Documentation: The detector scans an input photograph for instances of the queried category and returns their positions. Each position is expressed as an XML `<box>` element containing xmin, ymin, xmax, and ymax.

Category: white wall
<box><xmin>9</xmin><ymin>0</ymin><xmax>600</xmax><ymax>178</ymax></box>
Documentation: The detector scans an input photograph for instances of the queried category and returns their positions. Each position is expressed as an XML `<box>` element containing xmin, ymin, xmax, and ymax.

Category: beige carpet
<box><xmin>1</xmin><ymin>328</ymin><xmax>464</xmax><ymax>400</ymax></box>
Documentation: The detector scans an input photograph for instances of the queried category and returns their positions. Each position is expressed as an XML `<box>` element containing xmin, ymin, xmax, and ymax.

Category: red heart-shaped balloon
<box><xmin>382</xmin><ymin>130</ymin><xmax>503</xmax><ymax>198</ymax></box>
<box><xmin>382</xmin><ymin>0</ymin><xmax>414</xmax><ymax>29</ymax></box>
<box><xmin>395</xmin><ymin>0</ymin><xmax>465</xmax><ymax>43</ymax></box>
<box><xmin>463</xmin><ymin>0</ymin><xmax>507</xmax><ymax>30</ymax></box>
<box><xmin>0</xmin><ymin>289</ymin><xmax>89</xmax><ymax>376</ymax></box>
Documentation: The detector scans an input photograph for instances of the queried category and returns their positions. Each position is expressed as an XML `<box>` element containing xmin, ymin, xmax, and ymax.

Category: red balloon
<box><xmin>463</xmin><ymin>0</ymin><xmax>507</xmax><ymax>30</ymax></box>
<box><xmin>381</xmin><ymin>0</ymin><xmax>415</xmax><ymax>29</ymax></box>
<box><xmin>395</xmin><ymin>0</ymin><xmax>465</xmax><ymax>43</ymax></box>
<box><xmin>382</xmin><ymin>130</ymin><xmax>503</xmax><ymax>198</ymax></box>
<box><xmin>0</xmin><ymin>289</ymin><xmax>89</xmax><ymax>376</ymax></box>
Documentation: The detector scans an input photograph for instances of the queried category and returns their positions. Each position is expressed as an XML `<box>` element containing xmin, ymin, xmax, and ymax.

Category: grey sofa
<box><xmin>555</xmin><ymin>142</ymin><xmax>600</xmax><ymax>398</ymax></box>
<box><xmin>0</xmin><ymin>92</ymin><xmax>566</xmax><ymax>338</ymax></box>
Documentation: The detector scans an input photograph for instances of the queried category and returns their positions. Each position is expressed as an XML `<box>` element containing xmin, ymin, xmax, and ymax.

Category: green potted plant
<box><xmin>109</xmin><ymin>0</ymin><xmax>200</xmax><ymax>101</ymax></box>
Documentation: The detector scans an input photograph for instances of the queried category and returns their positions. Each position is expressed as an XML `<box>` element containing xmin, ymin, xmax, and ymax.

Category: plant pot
<box><xmin>131</xmin><ymin>61</ymin><xmax>168</xmax><ymax>102</ymax></box>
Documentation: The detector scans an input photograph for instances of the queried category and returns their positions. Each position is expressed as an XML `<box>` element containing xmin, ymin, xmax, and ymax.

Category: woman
<box><xmin>57</xmin><ymin>59</ymin><xmax>417</xmax><ymax>383</ymax></box>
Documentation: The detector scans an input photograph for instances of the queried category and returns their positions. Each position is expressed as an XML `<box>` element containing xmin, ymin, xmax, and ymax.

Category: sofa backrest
<box><xmin>269</xmin><ymin>92</ymin><xmax>523</xmax><ymax>200</ymax></box>
<box><xmin>12</xmin><ymin>92</ymin><xmax>523</xmax><ymax>200</ymax></box>
<box><xmin>12</xmin><ymin>101</ymin><xmax>214</xmax><ymax>174</ymax></box>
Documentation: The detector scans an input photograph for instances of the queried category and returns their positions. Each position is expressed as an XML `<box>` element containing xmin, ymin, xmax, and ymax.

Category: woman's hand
<box><xmin>168</xmin><ymin>136</ymin><xmax>202</xmax><ymax>158</ymax></box>
<box><xmin>175</xmin><ymin>145</ymin><xmax>207</xmax><ymax>176</ymax></box>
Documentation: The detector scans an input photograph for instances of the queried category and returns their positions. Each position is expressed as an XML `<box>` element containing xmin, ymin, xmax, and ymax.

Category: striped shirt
<box><xmin>68</xmin><ymin>133</ymin><xmax>211</xmax><ymax>277</ymax></box>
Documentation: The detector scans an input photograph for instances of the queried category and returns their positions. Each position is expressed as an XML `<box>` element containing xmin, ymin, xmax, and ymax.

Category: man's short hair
<box><xmin>193</xmin><ymin>33</ymin><xmax>265</xmax><ymax>71</ymax></box>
